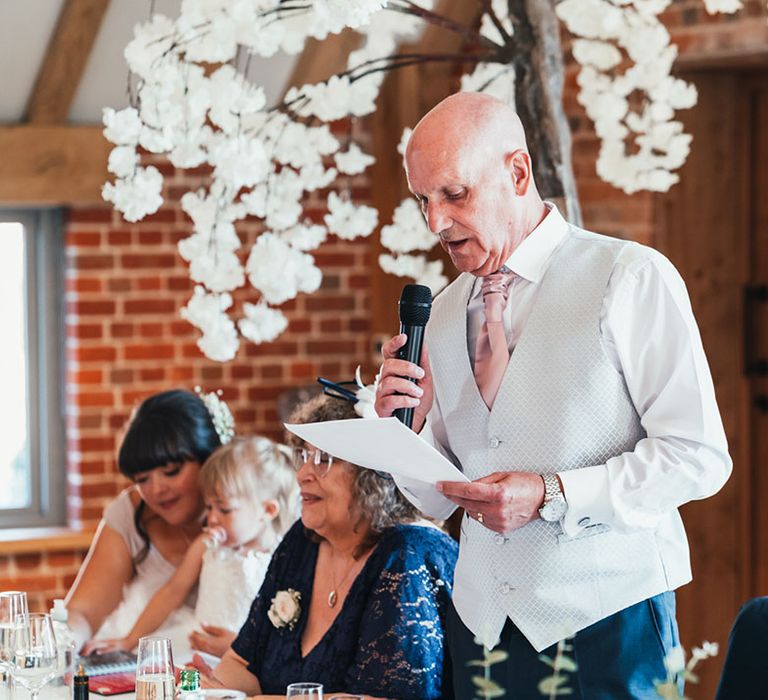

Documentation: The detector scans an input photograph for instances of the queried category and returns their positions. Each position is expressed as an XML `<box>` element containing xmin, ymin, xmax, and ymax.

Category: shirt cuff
<box><xmin>558</xmin><ymin>464</ymin><xmax>614</xmax><ymax>537</ymax></box>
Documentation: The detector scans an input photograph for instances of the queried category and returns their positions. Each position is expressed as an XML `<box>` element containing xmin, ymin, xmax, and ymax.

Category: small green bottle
<box><xmin>176</xmin><ymin>669</ymin><xmax>201</xmax><ymax>700</ymax></box>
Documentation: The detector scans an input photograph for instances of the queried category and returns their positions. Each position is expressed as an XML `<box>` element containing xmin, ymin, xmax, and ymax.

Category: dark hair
<box><xmin>119</xmin><ymin>390</ymin><xmax>221</xmax><ymax>562</ymax></box>
<box><xmin>287</xmin><ymin>394</ymin><xmax>419</xmax><ymax>557</ymax></box>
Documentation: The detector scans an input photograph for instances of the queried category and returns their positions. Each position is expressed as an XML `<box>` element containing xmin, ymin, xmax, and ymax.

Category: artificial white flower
<box><xmin>236</xmin><ymin>0</ymin><xmax>286</xmax><ymax>56</ymax></box>
<box><xmin>571</xmin><ymin>39</ymin><xmax>622</xmax><ymax>71</ymax></box>
<box><xmin>103</xmin><ymin>107</ymin><xmax>142</xmax><ymax>145</ymax></box>
<box><xmin>555</xmin><ymin>0</ymin><xmax>625</xmax><ymax>39</ymax></box>
<box><xmin>300</xmin><ymin>163</ymin><xmax>338</xmax><ymax>191</ymax></box>
<box><xmin>379</xmin><ymin>253</ymin><xmax>448</xmax><ymax>294</ymax></box>
<box><xmin>180</xmin><ymin>286</ymin><xmax>239</xmax><ymax>362</ymax></box>
<box><xmin>380</xmin><ymin>198</ymin><xmax>434</xmax><ymax>253</ymax></box>
<box><xmin>280</xmin><ymin>223</ymin><xmax>328</xmax><ymax>251</ymax></box>
<box><xmin>124</xmin><ymin>14</ymin><xmax>176</xmax><ymax>80</ymax></box>
<box><xmin>691</xmin><ymin>641</ymin><xmax>719</xmax><ymax>661</ymax></box>
<box><xmin>139</xmin><ymin>125</ymin><xmax>175</xmax><ymax>154</ymax></box>
<box><xmin>479</xmin><ymin>0</ymin><xmax>513</xmax><ymax>44</ymax></box>
<box><xmin>460</xmin><ymin>62</ymin><xmax>516</xmax><ymax>105</ymax></box>
<box><xmin>324</xmin><ymin>192</ymin><xmax>378</xmax><ymax>240</ymax></box>
<box><xmin>299</xmin><ymin>74</ymin><xmax>379</xmax><ymax>121</ymax></box>
<box><xmin>314</xmin><ymin>0</ymin><xmax>386</xmax><ymax>29</ymax></box>
<box><xmin>180</xmin><ymin>184</ymin><xmax>246</xmax><ymax>239</ymax></box>
<box><xmin>177</xmin><ymin>0</ymin><xmax>239</xmax><ymax>63</ymax></box>
<box><xmin>335</xmin><ymin>144</ymin><xmax>375</xmax><ymax>175</ymax></box>
<box><xmin>208</xmin><ymin>65</ymin><xmax>267</xmax><ymax>134</ymax></box>
<box><xmin>189</xmin><ymin>251</ymin><xmax>245</xmax><ymax>293</ymax></box>
<box><xmin>246</xmin><ymin>233</ymin><xmax>322</xmax><ymax>305</ymax></box>
<box><xmin>703</xmin><ymin>0</ymin><xmax>742</xmax><ymax>11</ymax></box>
<box><xmin>209</xmin><ymin>135</ymin><xmax>270</xmax><ymax>189</ymax></box>
<box><xmin>242</xmin><ymin>170</ymin><xmax>304</xmax><ymax>231</ymax></box>
<box><xmin>102</xmin><ymin>166</ymin><xmax>164</xmax><ymax>222</ymax></box>
<box><xmin>238</xmin><ymin>302</ymin><xmax>289</xmax><ymax>344</ymax></box>
<box><xmin>662</xmin><ymin>646</ymin><xmax>686</xmax><ymax>675</ymax></box>
<box><xmin>169</xmin><ymin>126</ymin><xmax>212</xmax><ymax>169</ymax></box>
<box><xmin>107</xmin><ymin>146</ymin><xmax>138</xmax><ymax>178</ymax></box>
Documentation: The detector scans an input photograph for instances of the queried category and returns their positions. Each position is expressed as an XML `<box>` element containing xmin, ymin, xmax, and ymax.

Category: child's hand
<box><xmin>81</xmin><ymin>637</ymin><xmax>133</xmax><ymax>655</ymax></box>
<box><xmin>189</xmin><ymin>624</ymin><xmax>236</xmax><ymax>658</ymax></box>
<box><xmin>187</xmin><ymin>654</ymin><xmax>222</xmax><ymax>688</ymax></box>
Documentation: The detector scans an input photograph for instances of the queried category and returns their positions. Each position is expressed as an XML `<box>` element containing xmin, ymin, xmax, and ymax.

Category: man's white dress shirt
<box><xmin>414</xmin><ymin>205</ymin><xmax>731</xmax><ymax>537</ymax></box>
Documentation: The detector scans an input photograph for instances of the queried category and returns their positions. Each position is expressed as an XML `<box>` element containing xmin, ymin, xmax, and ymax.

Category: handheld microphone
<box><xmin>394</xmin><ymin>284</ymin><xmax>432</xmax><ymax>429</ymax></box>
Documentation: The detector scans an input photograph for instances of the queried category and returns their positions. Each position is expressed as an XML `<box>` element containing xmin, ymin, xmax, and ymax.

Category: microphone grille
<box><xmin>399</xmin><ymin>284</ymin><xmax>432</xmax><ymax>325</ymax></box>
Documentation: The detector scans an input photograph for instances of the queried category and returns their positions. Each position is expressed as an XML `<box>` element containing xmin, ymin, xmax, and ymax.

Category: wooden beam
<box><xmin>0</xmin><ymin>125</ymin><xmax>111</xmax><ymax>205</ymax></box>
<box><xmin>25</xmin><ymin>0</ymin><xmax>111</xmax><ymax>124</ymax></box>
<box><xmin>282</xmin><ymin>28</ymin><xmax>362</xmax><ymax>98</ymax></box>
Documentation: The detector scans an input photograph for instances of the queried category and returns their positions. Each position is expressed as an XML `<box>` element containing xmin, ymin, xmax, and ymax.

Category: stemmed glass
<box><xmin>8</xmin><ymin>612</ymin><xmax>58</xmax><ymax>700</ymax></box>
<box><xmin>0</xmin><ymin>591</ymin><xmax>29</xmax><ymax>691</ymax></box>
<box><xmin>286</xmin><ymin>682</ymin><xmax>323</xmax><ymax>699</ymax></box>
<box><xmin>135</xmin><ymin>637</ymin><xmax>175</xmax><ymax>700</ymax></box>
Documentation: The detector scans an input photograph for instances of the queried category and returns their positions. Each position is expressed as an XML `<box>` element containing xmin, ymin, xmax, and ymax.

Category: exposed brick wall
<box><xmin>1</xmin><ymin>0</ymin><xmax>766</xmax><ymax>617</ymax></box>
<box><xmin>0</xmin><ymin>550</ymin><xmax>87</xmax><ymax>614</ymax></box>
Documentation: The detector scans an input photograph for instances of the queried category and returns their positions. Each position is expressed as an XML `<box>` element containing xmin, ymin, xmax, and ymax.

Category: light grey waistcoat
<box><xmin>429</xmin><ymin>227</ymin><xmax>691</xmax><ymax>651</ymax></box>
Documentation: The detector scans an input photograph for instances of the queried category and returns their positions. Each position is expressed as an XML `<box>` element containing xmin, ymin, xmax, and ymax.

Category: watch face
<box><xmin>540</xmin><ymin>497</ymin><xmax>567</xmax><ymax>522</ymax></box>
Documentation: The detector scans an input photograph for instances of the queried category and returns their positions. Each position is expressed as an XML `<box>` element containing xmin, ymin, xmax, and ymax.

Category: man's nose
<box><xmin>425</xmin><ymin>202</ymin><xmax>450</xmax><ymax>234</ymax></box>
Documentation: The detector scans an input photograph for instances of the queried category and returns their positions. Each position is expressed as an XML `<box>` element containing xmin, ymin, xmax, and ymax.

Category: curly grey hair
<box><xmin>286</xmin><ymin>393</ymin><xmax>420</xmax><ymax>556</ymax></box>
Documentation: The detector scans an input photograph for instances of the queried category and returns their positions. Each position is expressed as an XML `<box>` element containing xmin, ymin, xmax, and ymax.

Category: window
<box><xmin>0</xmin><ymin>210</ymin><xmax>65</xmax><ymax>528</ymax></box>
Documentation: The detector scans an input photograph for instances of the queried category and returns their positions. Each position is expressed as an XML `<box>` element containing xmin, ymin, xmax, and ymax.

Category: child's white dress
<box><xmin>195</xmin><ymin>539</ymin><xmax>272</xmax><ymax>633</ymax></box>
<box><xmin>94</xmin><ymin>490</ymin><xmax>271</xmax><ymax>662</ymax></box>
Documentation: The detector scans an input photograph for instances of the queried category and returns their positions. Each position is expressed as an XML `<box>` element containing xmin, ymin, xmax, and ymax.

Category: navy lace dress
<box><xmin>231</xmin><ymin>521</ymin><xmax>458</xmax><ymax>699</ymax></box>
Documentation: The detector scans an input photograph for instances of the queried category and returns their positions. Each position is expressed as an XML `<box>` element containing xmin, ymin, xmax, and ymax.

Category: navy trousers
<box><xmin>715</xmin><ymin>597</ymin><xmax>768</xmax><ymax>700</ymax></box>
<box><xmin>448</xmin><ymin>592</ymin><xmax>680</xmax><ymax>699</ymax></box>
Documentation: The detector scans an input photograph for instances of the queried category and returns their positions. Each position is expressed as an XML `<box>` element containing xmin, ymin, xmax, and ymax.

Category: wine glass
<box><xmin>286</xmin><ymin>682</ymin><xmax>323</xmax><ymax>699</ymax></box>
<box><xmin>135</xmin><ymin>637</ymin><xmax>175</xmax><ymax>700</ymax></box>
<box><xmin>8</xmin><ymin>612</ymin><xmax>58</xmax><ymax>700</ymax></box>
<box><xmin>0</xmin><ymin>592</ymin><xmax>29</xmax><ymax>691</ymax></box>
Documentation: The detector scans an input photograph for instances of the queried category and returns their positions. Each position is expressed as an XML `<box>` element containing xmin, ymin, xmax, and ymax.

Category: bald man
<box><xmin>375</xmin><ymin>92</ymin><xmax>731</xmax><ymax>698</ymax></box>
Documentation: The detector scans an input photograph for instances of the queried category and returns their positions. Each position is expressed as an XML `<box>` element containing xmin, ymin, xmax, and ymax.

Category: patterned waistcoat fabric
<box><xmin>428</xmin><ymin>227</ymin><xmax>692</xmax><ymax>650</ymax></box>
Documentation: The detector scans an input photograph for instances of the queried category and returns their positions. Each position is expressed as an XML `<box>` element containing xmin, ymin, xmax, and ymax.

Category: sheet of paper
<box><xmin>284</xmin><ymin>417</ymin><xmax>469</xmax><ymax>485</ymax></box>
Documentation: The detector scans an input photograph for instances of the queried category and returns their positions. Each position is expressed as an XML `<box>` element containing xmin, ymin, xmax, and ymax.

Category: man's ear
<box><xmin>505</xmin><ymin>149</ymin><xmax>532</xmax><ymax>196</ymax></box>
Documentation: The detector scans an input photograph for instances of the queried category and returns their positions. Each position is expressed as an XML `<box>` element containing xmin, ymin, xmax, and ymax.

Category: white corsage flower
<box><xmin>268</xmin><ymin>589</ymin><xmax>302</xmax><ymax>631</ymax></box>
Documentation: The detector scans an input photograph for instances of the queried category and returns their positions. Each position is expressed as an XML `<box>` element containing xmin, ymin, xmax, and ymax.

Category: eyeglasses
<box><xmin>291</xmin><ymin>446</ymin><xmax>334</xmax><ymax>478</ymax></box>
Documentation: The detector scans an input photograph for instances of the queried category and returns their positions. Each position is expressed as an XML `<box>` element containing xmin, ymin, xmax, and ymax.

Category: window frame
<box><xmin>0</xmin><ymin>209</ymin><xmax>66</xmax><ymax>529</ymax></box>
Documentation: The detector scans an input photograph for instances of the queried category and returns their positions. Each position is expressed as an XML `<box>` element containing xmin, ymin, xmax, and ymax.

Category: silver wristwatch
<box><xmin>538</xmin><ymin>474</ymin><xmax>567</xmax><ymax>522</ymax></box>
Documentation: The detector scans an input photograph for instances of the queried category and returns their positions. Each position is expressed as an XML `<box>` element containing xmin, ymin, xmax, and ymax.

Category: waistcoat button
<box><xmin>489</xmin><ymin>437</ymin><xmax>501</xmax><ymax>448</ymax></box>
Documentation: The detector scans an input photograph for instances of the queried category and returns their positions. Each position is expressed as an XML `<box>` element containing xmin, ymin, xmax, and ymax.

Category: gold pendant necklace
<box><xmin>327</xmin><ymin>550</ymin><xmax>360</xmax><ymax>608</ymax></box>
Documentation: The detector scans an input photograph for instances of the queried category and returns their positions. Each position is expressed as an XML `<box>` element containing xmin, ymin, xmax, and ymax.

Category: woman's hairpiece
<box><xmin>195</xmin><ymin>386</ymin><xmax>235</xmax><ymax>444</ymax></box>
<box><xmin>317</xmin><ymin>366</ymin><xmax>378</xmax><ymax>419</ymax></box>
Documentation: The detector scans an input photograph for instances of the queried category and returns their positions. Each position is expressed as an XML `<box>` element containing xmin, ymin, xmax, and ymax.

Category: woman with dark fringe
<box><xmin>66</xmin><ymin>389</ymin><xmax>220</xmax><ymax>653</ymax></box>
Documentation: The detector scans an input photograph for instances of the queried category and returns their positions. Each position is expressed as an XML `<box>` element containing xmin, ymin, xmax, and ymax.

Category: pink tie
<box><xmin>474</xmin><ymin>271</ymin><xmax>513</xmax><ymax>408</ymax></box>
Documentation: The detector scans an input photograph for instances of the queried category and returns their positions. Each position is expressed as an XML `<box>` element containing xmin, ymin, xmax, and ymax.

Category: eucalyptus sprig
<box><xmin>468</xmin><ymin>638</ymin><xmax>509</xmax><ymax>699</ymax></box>
<box><xmin>538</xmin><ymin>638</ymin><xmax>577</xmax><ymax>698</ymax></box>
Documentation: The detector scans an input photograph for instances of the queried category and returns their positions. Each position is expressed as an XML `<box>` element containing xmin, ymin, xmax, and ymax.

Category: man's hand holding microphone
<box><xmin>375</xmin><ymin>284</ymin><xmax>546</xmax><ymax>534</ymax></box>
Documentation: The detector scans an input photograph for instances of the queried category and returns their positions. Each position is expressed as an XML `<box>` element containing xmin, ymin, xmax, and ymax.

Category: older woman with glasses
<box><xmin>193</xmin><ymin>393</ymin><xmax>458</xmax><ymax>700</ymax></box>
